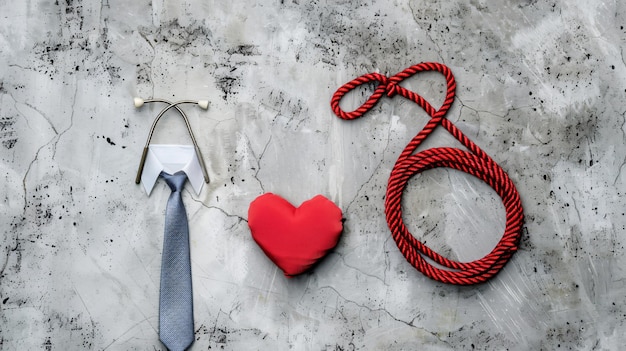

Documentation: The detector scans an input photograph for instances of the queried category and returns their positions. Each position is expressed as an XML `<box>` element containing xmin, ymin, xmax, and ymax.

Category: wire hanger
<box><xmin>133</xmin><ymin>97</ymin><xmax>211</xmax><ymax>185</ymax></box>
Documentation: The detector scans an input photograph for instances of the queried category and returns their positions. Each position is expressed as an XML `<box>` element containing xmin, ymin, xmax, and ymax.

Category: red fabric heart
<box><xmin>248</xmin><ymin>193</ymin><xmax>343</xmax><ymax>277</ymax></box>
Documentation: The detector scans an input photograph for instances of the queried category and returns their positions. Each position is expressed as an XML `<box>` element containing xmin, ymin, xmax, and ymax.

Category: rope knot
<box><xmin>385</xmin><ymin>82</ymin><xmax>399</xmax><ymax>97</ymax></box>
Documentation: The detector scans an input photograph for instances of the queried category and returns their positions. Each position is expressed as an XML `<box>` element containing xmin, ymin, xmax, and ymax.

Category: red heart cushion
<box><xmin>248</xmin><ymin>193</ymin><xmax>343</xmax><ymax>277</ymax></box>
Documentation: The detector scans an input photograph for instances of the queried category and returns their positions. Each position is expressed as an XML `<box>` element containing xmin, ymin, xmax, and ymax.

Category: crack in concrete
<box><xmin>7</xmin><ymin>64</ymin><xmax>36</xmax><ymax>74</ymax></box>
<box><xmin>331</xmin><ymin>252</ymin><xmax>388</xmax><ymax>286</ymax></box>
<box><xmin>22</xmin><ymin>141</ymin><xmax>55</xmax><ymax>214</ymax></box>
<box><xmin>207</xmin><ymin>308</ymin><xmax>225</xmax><ymax>344</ymax></box>
<box><xmin>457</xmin><ymin>95</ymin><xmax>535</xmax><ymax>121</ymax></box>
<box><xmin>101</xmin><ymin>315</ymin><xmax>155</xmax><ymax>351</ymax></box>
<box><xmin>319</xmin><ymin>285</ymin><xmax>451</xmax><ymax>346</ymax></box>
<box><xmin>570</xmin><ymin>192</ymin><xmax>582</xmax><ymax>224</ymax></box>
<box><xmin>13</xmin><ymin>95</ymin><xmax>59</xmax><ymax>136</ymax></box>
<box><xmin>407</xmin><ymin>3</ymin><xmax>445</xmax><ymax>63</ymax></box>
<box><xmin>72</xmin><ymin>283</ymin><xmax>96</xmax><ymax>337</ymax></box>
<box><xmin>137</xmin><ymin>30</ymin><xmax>157</xmax><ymax>97</ymax></box>
<box><xmin>345</xmin><ymin>119</ymin><xmax>392</xmax><ymax>214</ymax></box>
<box><xmin>613</xmin><ymin>110</ymin><xmax>626</xmax><ymax>185</ymax></box>
<box><xmin>457</xmin><ymin>96</ymin><xmax>549</xmax><ymax>147</ymax></box>
<box><xmin>382</xmin><ymin>234</ymin><xmax>393</xmax><ymax>284</ymax></box>
<box><xmin>4</xmin><ymin>82</ymin><xmax>67</xmax><ymax>217</ymax></box>
<box><xmin>99</xmin><ymin>0</ymin><xmax>110</xmax><ymax>35</ymax></box>
<box><xmin>187</xmin><ymin>192</ymin><xmax>247</xmax><ymax>224</ymax></box>
<box><xmin>0</xmin><ymin>242</ymin><xmax>18</xmax><ymax>276</ymax></box>
<box><xmin>236</xmin><ymin>133</ymin><xmax>271</xmax><ymax>194</ymax></box>
<box><xmin>249</xmin><ymin>135</ymin><xmax>272</xmax><ymax>194</ymax></box>
<box><xmin>52</xmin><ymin>83</ymin><xmax>79</xmax><ymax>160</ymax></box>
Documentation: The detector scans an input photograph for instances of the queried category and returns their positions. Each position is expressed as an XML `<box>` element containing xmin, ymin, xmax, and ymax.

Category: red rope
<box><xmin>331</xmin><ymin>62</ymin><xmax>524</xmax><ymax>285</ymax></box>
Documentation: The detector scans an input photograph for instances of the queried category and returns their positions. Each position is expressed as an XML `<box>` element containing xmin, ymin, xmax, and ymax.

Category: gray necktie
<box><xmin>159</xmin><ymin>171</ymin><xmax>194</xmax><ymax>351</ymax></box>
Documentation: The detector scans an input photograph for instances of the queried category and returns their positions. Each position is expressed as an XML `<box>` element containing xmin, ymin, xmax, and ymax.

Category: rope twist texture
<box><xmin>331</xmin><ymin>62</ymin><xmax>524</xmax><ymax>285</ymax></box>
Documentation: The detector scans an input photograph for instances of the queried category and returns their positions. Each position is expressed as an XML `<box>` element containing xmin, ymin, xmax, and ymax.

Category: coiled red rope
<box><xmin>331</xmin><ymin>62</ymin><xmax>524</xmax><ymax>285</ymax></box>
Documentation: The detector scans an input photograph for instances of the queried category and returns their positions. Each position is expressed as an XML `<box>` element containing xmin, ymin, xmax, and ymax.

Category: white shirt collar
<box><xmin>140</xmin><ymin>144</ymin><xmax>204</xmax><ymax>196</ymax></box>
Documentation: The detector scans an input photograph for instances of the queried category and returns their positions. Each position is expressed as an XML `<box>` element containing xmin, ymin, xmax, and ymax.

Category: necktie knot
<box><xmin>161</xmin><ymin>171</ymin><xmax>187</xmax><ymax>193</ymax></box>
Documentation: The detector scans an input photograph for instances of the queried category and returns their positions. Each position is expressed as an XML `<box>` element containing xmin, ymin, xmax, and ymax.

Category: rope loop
<box><xmin>331</xmin><ymin>62</ymin><xmax>524</xmax><ymax>285</ymax></box>
<box><xmin>330</xmin><ymin>72</ymin><xmax>388</xmax><ymax>120</ymax></box>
